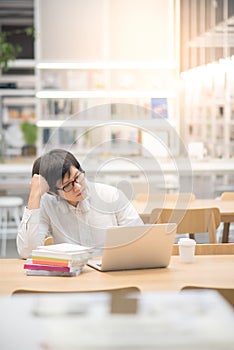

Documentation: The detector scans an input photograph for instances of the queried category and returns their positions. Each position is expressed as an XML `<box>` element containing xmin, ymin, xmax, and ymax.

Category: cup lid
<box><xmin>178</xmin><ymin>238</ymin><xmax>196</xmax><ymax>246</ymax></box>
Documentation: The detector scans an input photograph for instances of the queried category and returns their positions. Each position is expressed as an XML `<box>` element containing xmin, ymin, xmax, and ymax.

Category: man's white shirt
<box><xmin>17</xmin><ymin>181</ymin><xmax>143</xmax><ymax>258</ymax></box>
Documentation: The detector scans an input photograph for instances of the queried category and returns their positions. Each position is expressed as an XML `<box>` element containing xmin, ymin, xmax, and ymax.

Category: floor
<box><xmin>1</xmin><ymin>238</ymin><xmax>19</xmax><ymax>258</ymax></box>
<box><xmin>1</xmin><ymin>224</ymin><xmax>234</xmax><ymax>259</ymax></box>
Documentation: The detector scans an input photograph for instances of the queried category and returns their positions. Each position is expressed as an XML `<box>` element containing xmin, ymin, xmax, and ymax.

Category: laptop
<box><xmin>88</xmin><ymin>223</ymin><xmax>177</xmax><ymax>272</ymax></box>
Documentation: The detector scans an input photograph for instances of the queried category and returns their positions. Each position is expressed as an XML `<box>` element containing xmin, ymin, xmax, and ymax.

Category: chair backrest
<box><xmin>12</xmin><ymin>286</ymin><xmax>140</xmax><ymax>314</ymax></box>
<box><xmin>172</xmin><ymin>243</ymin><xmax>234</xmax><ymax>255</ymax></box>
<box><xmin>139</xmin><ymin>213</ymin><xmax>150</xmax><ymax>224</ymax></box>
<box><xmin>150</xmin><ymin>207</ymin><xmax>221</xmax><ymax>243</ymax></box>
<box><xmin>181</xmin><ymin>286</ymin><xmax>234</xmax><ymax>309</ymax></box>
<box><xmin>221</xmin><ymin>192</ymin><xmax>234</xmax><ymax>201</ymax></box>
<box><xmin>44</xmin><ymin>236</ymin><xmax>54</xmax><ymax>246</ymax></box>
<box><xmin>135</xmin><ymin>192</ymin><xmax>196</xmax><ymax>202</ymax></box>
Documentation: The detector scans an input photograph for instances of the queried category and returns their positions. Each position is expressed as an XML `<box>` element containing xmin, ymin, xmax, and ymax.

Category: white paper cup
<box><xmin>178</xmin><ymin>238</ymin><xmax>196</xmax><ymax>263</ymax></box>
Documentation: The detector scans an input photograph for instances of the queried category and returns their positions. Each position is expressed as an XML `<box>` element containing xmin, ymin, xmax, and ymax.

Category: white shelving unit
<box><xmin>35</xmin><ymin>0</ymin><xmax>180</xmax><ymax>160</ymax></box>
<box><xmin>180</xmin><ymin>1</ymin><xmax>234</xmax><ymax>160</ymax></box>
<box><xmin>180</xmin><ymin>0</ymin><xmax>234</xmax><ymax>197</ymax></box>
<box><xmin>181</xmin><ymin>49</ymin><xmax>234</xmax><ymax>159</ymax></box>
<box><xmin>35</xmin><ymin>67</ymin><xmax>179</xmax><ymax>160</ymax></box>
<box><xmin>0</xmin><ymin>59</ymin><xmax>36</xmax><ymax>157</ymax></box>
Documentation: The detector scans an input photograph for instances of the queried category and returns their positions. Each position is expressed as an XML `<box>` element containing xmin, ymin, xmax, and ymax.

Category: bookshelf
<box><xmin>0</xmin><ymin>4</ymin><xmax>35</xmax><ymax>159</ymax></box>
<box><xmin>180</xmin><ymin>0</ymin><xmax>234</xmax><ymax>196</ymax></box>
<box><xmin>35</xmin><ymin>0</ymin><xmax>180</xmax><ymax>159</ymax></box>
<box><xmin>182</xmin><ymin>58</ymin><xmax>234</xmax><ymax>159</ymax></box>
<box><xmin>0</xmin><ymin>59</ymin><xmax>36</xmax><ymax>157</ymax></box>
<box><xmin>180</xmin><ymin>0</ymin><xmax>234</xmax><ymax>159</ymax></box>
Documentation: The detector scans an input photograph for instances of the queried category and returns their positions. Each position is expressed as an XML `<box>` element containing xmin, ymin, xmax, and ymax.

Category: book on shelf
<box><xmin>151</xmin><ymin>98</ymin><xmax>168</xmax><ymax>118</ymax></box>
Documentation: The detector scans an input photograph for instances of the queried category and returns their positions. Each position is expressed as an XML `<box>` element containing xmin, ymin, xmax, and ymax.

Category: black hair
<box><xmin>32</xmin><ymin>156</ymin><xmax>41</xmax><ymax>176</ymax></box>
<box><xmin>32</xmin><ymin>149</ymin><xmax>83</xmax><ymax>192</ymax></box>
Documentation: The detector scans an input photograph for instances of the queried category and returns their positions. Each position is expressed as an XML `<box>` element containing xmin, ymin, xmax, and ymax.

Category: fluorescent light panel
<box><xmin>36</xmin><ymin>61</ymin><xmax>176</xmax><ymax>70</ymax></box>
<box><xmin>36</xmin><ymin>90</ymin><xmax>175</xmax><ymax>99</ymax></box>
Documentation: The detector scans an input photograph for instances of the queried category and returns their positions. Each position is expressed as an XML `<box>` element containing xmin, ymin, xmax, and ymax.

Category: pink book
<box><xmin>24</xmin><ymin>262</ymin><xmax>78</xmax><ymax>273</ymax></box>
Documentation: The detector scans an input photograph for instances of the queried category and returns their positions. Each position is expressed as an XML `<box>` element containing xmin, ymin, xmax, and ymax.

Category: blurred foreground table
<box><xmin>0</xmin><ymin>290</ymin><xmax>233</xmax><ymax>350</ymax></box>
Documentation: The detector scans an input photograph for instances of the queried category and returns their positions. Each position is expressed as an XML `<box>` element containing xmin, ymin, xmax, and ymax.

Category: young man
<box><xmin>17</xmin><ymin>149</ymin><xmax>143</xmax><ymax>258</ymax></box>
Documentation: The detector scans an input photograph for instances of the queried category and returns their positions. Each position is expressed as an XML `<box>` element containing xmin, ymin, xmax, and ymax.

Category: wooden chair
<box><xmin>12</xmin><ymin>286</ymin><xmax>140</xmax><ymax>314</ymax></box>
<box><xmin>172</xmin><ymin>243</ymin><xmax>234</xmax><ymax>255</ymax></box>
<box><xmin>44</xmin><ymin>236</ymin><xmax>54</xmax><ymax>246</ymax></box>
<box><xmin>221</xmin><ymin>192</ymin><xmax>234</xmax><ymax>201</ymax></box>
<box><xmin>150</xmin><ymin>207</ymin><xmax>221</xmax><ymax>243</ymax></box>
<box><xmin>181</xmin><ymin>286</ymin><xmax>234</xmax><ymax>309</ymax></box>
<box><xmin>135</xmin><ymin>192</ymin><xmax>196</xmax><ymax>202</ymax></box>
<box><xmin>220</xmin><ymin>192</ymin><xmax>234</xmax><ymax>243</ymax></box>
<box><xmin>139</xmin><ymin>213</ymin><xmax>150</xmax><ymax>224</ymax></box>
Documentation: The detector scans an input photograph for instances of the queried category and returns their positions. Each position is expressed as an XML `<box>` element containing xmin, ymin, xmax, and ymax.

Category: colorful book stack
<box><xmin>24</xmin><ymin>243</ymin><xmax>93</xmax><ymax>277</ymax></box>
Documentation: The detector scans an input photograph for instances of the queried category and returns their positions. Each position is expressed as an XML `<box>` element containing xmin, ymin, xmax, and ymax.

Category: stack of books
<box><xmin>24</xmin><ymin>243</ymin><xmax>93</xmax><ymax>277</ymax></box>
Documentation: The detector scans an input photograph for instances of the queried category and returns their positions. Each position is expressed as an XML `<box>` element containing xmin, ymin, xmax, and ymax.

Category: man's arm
<box><xmin>27</xmin><ymin>174</ymin><xmax>50</xmax><ymax>209</ymax></box>
<box><xmin>115</xmin><ymin>189</ymin><xmax>144</xmax><ymax>226</ymax></box>
<box><xmin>17</xmin><ymin>174</ymin><xmax>51</xmax><ymax>259</ymax></box>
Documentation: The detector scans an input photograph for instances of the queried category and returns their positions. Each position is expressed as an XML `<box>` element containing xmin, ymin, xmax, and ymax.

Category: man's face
<box><xmin>55</xmin><ymin>166</ymin><xmax>86</xmax><ymax>206</ymax></box>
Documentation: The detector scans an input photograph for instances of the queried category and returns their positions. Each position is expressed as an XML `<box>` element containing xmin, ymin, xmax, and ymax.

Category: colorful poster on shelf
<box><xmin>151</xmin><ymin>98</ymin><xmax>168</xmax><ymax>118</ymax></box>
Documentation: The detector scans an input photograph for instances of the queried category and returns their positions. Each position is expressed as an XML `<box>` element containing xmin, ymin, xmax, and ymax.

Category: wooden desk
<box><xmin>133</xmin><ymin>198</ymin><xmax>234</xmax><ymax>242</ymax></box>
<box><xmin>1</xmin><ymin>256</ymin><xmax>234</xmax><ymax>295</ymax></box>
<box><xmin>133</xmin><ymin>198</ymin><xmax>234</xmax><ymax>220</ymax></box>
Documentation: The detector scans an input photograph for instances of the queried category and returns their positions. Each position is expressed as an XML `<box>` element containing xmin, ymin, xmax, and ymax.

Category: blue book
<box><xmin>151</xmin><ymin>98</ymin><xmax>168</xmax><ymax>118</ymax></box>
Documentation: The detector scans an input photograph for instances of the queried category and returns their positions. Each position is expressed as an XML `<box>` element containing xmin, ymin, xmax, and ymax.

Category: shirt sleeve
<box><xmin>114</xmin><ymin>189</ymin><xmax>144</xmax><ymax>226</ymax></box>
<box><xmin>17</xmin><ymin>206</ymin><xmax>50</xmax><ymax>259</ymax></box>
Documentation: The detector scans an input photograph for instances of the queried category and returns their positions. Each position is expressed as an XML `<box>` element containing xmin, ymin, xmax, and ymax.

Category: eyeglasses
<box><xmin>55</xmin><ymin>171</ymin><xmax>85</xmax><ymax>193</ymax></box>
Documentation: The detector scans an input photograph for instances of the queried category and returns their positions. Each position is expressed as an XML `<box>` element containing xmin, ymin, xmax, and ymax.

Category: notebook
<box><xmin>88</xmin><ymin>223</ymin><xmax>177</xmax><ymax>272</ymax></box>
